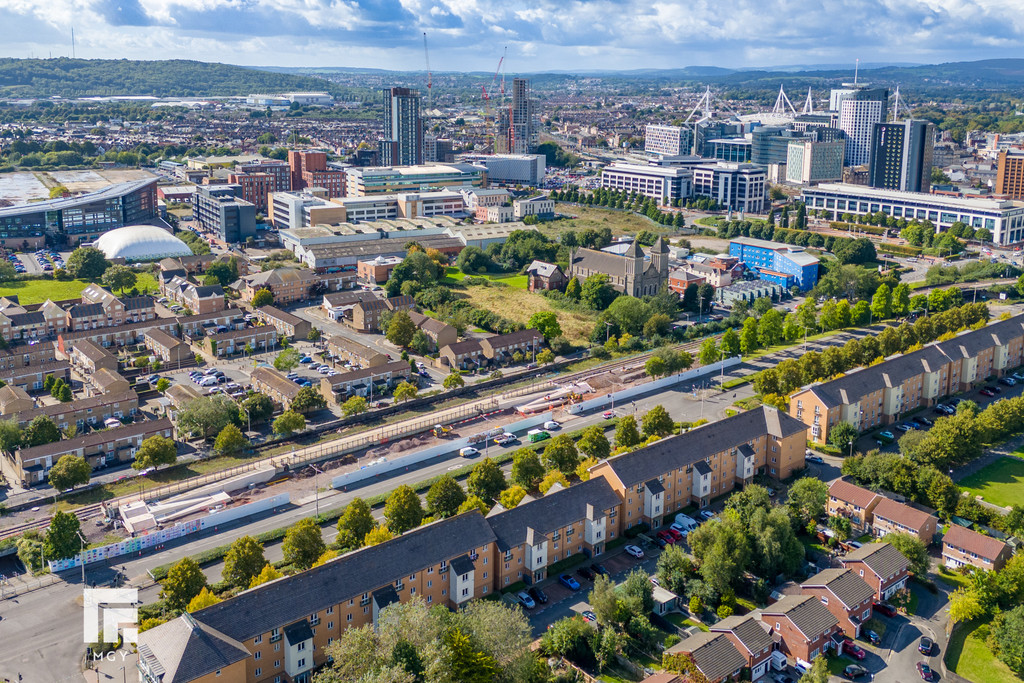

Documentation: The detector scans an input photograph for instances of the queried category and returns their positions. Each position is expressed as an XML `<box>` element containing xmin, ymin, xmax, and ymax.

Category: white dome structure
<box><xmin>94</xmin><ymin>226</ymin><xmax>193</xmax><ymax>261</ymax></box>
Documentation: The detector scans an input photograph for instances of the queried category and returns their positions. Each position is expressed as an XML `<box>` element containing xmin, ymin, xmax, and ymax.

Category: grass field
<box><xmin>0</xmin><ymin>270</ymin><xmax>160</xmax><ymax>305</ymax></box>
<box><xmin>443</xmin><ymin>267</ymin><xmax>527</xmax><ymax>289</ymax></box>
<box><xmin>460</xmin><ymin>284</ymin><xmax>597</xmax><ymax>345</ymax></box>
<box><xmin>947</xmin><ymin>620</ymin><xmax>1022</xmax><ymax>683</ymax></box>
<box><xmin>960</xmin><ymin>456</ymin><xmax>1024</xmax><ymax>508</ymax></box>
<box><xmin>546</xmin><ymin>203</ymin><xmax>667</xmax><ymax>237</ymax></box>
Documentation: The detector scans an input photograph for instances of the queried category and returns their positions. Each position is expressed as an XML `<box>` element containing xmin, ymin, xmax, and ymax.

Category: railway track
<box><xmin>0</xmin><ymin>502</ymin><xmax>105</xmax><ymax>540</ymax></box>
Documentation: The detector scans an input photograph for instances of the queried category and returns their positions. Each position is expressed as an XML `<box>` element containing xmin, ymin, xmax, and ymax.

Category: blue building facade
<box><xmin>729</xmin><ymin>237</ymin><xmax>819</xmax><ymax>291</ymax></box>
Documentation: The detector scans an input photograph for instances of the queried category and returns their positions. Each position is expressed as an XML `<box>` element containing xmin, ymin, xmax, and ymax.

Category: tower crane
<box><xmin>422</xmin><ymin>32</ymin><xmax>432</xmax><ymax>105</ymax></box>
<box><xmin>483</xmin><ymin>46</ymin><xmax>507</xmax><ymax>103</ymax></box>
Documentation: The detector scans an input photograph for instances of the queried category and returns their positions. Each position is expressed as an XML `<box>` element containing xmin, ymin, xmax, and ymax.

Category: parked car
<box><xmin>669</xmin><ymin>523</ymin><xmax>689</xmax><ymax>538</ymax></box>
<box><xmin>656</xmin><ymin>530</ymin><xmax>676</xmax><ymax>544</ymax></box>
<box><xmin>843</xmin><ymin>664</ymin><xmax>870</xmax><ymax>679</ymax></box>
<box><xmin>581</xmin><ymin>610</ymin><xmax>597</xmax><ymax>622</ymax></box>
<box><xmin>980</xmin><ymin>387</ymin><xmax>997</xmax><ymax>397</ymax></box>
<box><xmin>842</xmin><ymin>639</ymin><xmax>866</xmax><ymax>660</ymax></box>
<box><xmin>494</xmin><ymin>433</ymin><xmax>518</xmax><ymax>445</ymax></box>
<box><xmin>516</xmin><ymin>591</ymin><xmax>535</xmax><ymax>609</ymax></box>
<box><xmin>918</xmin><ymin>636</ymin><xmax>933</xmax><ymax>655</ymax></box>
<box><xmin>1000</xmin><ymin>377</ymin><xmax>1017</xmax><ymax>386</ymax></box>
<box><xmin>624</xmin><ymin>544</ymin><xmax>644</xmax><ymax>558</ymax></box>
<box><xmin>559</xmin><ymin>574</ymin><xmax>580</xmax><ymax>590</ymax></box>
<box><xmin>1012</xmin><ymin>371</ymin><xmax>1024</xmax><ymax>381</ymax></box>
<box><xmin>590</xmin><ymin>563</ymin><xmax>609</xmax><ymax>576</ymax></box>
<box><xmin>918</xmin><ymin>417</ymin><xmax>933</xmax><ymax>427</ymax></box>
<box><xmin>299</xmin><ymin>356</ymin><xmax>313</xmax><ymax>364</ymax></box>
<box><xmin>916</xmin><ymin>662</ymin><xmax>934</xmax><ymax>681</ymax></box>
<box><xmin>895</xmin><ymin>423</ymin><xmax>912</xmax><ymax>432</ymax></box>
<box><xmin>878</xmin><ymin>430</ymin><xmax>896</xmax><ymax>442</ymax></box>
<box><xmin>874</xmin><ymin>602</ymin><xmax>898</xmax><ymax>618</ymax></box>
<box><xmin>699</xmin><ymin>510</ymin><xmax>716</xmax><ymax>522</ymax></box>
<box><xmin>806</xmin><ymin>454</ymin><xmax>824</xmax><ymax>464</ymax></box>
<box><xmin>576</xmin><ymin>567</ymin><xmax>594</xmax><ymax>581</ymax></box>
<box><xmin>543</xmin><ymin>420</ymin><xmax>560</xmax><ymax>430</ymax></box>
<box><xmin>864</xmin><ymin>630</ymin><xmax>881</xmax><ymax>646</ymax></box>
<box><xmin>666</xmin><ymin>527</ymin><xmax>683</xmax><ymax>542</ymax></box>
<box><xmin>528</xmin><ymin>586</ymin><xmax>548</xmax><ymax>604</ymax></box>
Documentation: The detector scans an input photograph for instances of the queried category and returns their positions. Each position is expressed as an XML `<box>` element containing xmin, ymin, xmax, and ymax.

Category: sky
<box><xmin>1</xmin><ymin>0</ymin><xmax>1023</xmax><ymax>72</ymax></box>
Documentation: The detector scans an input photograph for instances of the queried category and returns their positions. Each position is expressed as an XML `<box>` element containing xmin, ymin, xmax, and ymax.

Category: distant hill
<box><xmin>0</xmin><ymin>58</ymin><xmax>339</xmax><ymax>98</ymax></box>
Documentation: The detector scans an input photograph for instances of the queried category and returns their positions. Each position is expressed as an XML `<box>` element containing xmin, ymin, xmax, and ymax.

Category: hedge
<box><xmin>877</xmin><ymin>243</ymin><xmax>923</xmax><ymax>257</ymax></box>
<box><xmin>829</xmin><ymin>222</ymin><xmax>888</xmax><ymax>236</ymax></box>
<box><xmin>547</xmin><ymin>553</ymin><xmax>587</xmax><ymax>576</ymax></box>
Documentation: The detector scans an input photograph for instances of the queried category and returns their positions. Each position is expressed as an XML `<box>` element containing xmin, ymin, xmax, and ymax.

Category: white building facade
<box><xmin>600</xmin><ymin>163</ymin><xmax>692</xmax><ymax>203</ymax></box>
<box><xmin>692</xmin><ymin>162</ymin><xmax>767</xmax><ymax>214</ymax></box>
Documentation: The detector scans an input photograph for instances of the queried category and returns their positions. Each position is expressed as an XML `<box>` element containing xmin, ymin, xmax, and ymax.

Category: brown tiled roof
<box><xmin>943</xmin><ymin>524</ymin><xmax>1010</xmax><ymax>561</ymax></box>
<box><xmin>873</xmin><ymin>498</ymin><xmax>937</xmax><ymax>532</ymax></box>
<box><xmin>829</xmin><ymin>477</ymin><xmax>880</xmax><ymax>509</ymax></box>
<box><xmin>251</xmin><ymin>367</ymin><xmax>301</xmax><ymax>399</ymax></box>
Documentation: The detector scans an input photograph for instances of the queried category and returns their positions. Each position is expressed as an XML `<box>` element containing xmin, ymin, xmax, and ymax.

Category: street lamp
<box><xmin>77</xmin><ymin>530</ymin><xmax>88</xmax><ymax>585</ymax></box>
<box><xmin>848</xmin><ymin>439</ymin><xmax>854</xmax><ymax>459</ymax></box>
<box><xmin>311</xmin><ymin>464</ymin><xmax>323</xmax><ymax>518</ymax></box>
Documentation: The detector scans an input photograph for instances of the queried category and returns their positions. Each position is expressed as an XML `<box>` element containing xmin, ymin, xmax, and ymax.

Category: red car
<box><xmin>656</xmin><ymin>530</ymin><xmax>676</xmax><ymax>544</ymax></box>
<box><xmin>666</xmin><ymin>528</ymin><xmax>683</xmax><ymax>542</ymax></box>
<box><xmin>916</xmin><ymin>662</ymin><xmax>934</xmax><ymax>680</ymax></box>
<box><xmin>873</xmin><ymin>602</ymin><xmax>898</xmax><ymax>618</ymax></box>
<box><xmin>842</xmin><ymin>639</ymin><xmax>866</xmax><ymax>660</ymax></box>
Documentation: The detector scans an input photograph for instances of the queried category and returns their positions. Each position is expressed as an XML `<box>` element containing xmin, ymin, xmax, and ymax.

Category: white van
<box><xmin>674</xmin><ymin>514</ymin><xmax>698</xmax><ymax>531</ymax></box>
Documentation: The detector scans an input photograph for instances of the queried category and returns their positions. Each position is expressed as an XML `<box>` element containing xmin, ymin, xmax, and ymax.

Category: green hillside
<box><xmin>0</xmin><ymin>58</ymin><xmax>341</xmax><ymax>98</ymax></box>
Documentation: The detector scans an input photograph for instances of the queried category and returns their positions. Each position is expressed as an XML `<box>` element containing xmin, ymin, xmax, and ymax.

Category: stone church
<box><xmin>568</xmin><ymin>237</ymin><xmax>669</xmax><ymax>297</ymax></box>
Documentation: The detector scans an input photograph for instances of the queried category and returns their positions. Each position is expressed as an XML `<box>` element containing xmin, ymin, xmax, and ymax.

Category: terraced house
<box><xmin>840</xmin><ymin>542</ymin><xmax>910</xmax><ymax>601</ymax></box>
<box><xmin>791</xmin><ymin>315</ymin><xmax>1024</xmax><ymax>444</ymax></box>
<box><xmin>589</xmin><ymin>407</ymin><xmax>807</xmax><ymax>523</ymax></box>
<box><xmin>800</xmin><ymin>569</ymin><xmax>877</xmax><ymax>638</ymax></box>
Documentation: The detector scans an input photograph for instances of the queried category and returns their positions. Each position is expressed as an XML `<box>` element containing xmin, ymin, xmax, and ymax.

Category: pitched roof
<box><xmin>244</xmin><ymin>267</ymin><xmax>316</xmax><ymax>287</ymax></box>
<box><xmin>442</xmin><ymin>339</ymin><xmax>483</xmax><ymax>356</ymax></box>
<box><xmin>121</xmin><ymin>295</ymin><xmax>155</xmax><ymax>311</ymax></box>
<box><xmin>943</xmin><ymin>524</ymin><xmax>1010</xmax><ymax>561</ymax></box>
<box><xmin>525</xmin><ymin>260</ymin><xmax>563</xmax><ymax>278</ymax></box>
<box><xmin>75</xmin><ymin>338</ymin><xmax>115</xmax><ymax>362</ymax></box>
<box><xmin>145</xmin><ymin>328</ymin><xmax>184</xmax><ymax>349</ymax></box>
<box><xmin>711</xmin><ymin>615</ymin><xmax>773</xmax><ymax>655</ymax></box>
<box><xmin>257</xmin><ymin>305</ymin><xmax>305</xmax><ymax>327</ymax></box>
<box><xmin>322</xmin><ymin>361</ymin><xmax>411</xmax><ymax>387</ymax></box>
<box><xmin>323</xmin><ymin>290</ymin><xmax>377</xmax><ymax>307</ymax></box>
<box><xmin>192</xmin><ymin>512</ymin><xmax>496</xmax><ymax>641</ymax></box>
<box><xmin>185</xmin><ymin>285</ymin><xmax>223</xmax><ymax>299</ymax></box>
<box><xmin>6</xmin><ymin>311</ymin><xmax>44</xmax><ymax>326</ymax></box>
<box><xmin>92</xmin><ymin>367</ymin><xmax>129</xmax><ymax>392</ymax></box>
<box><xmin>761</xmin><ymin>595</ymin><xmax>839</xmax><ymax>639</ymax></box>
<box><xmin>67</xmin><ymin>303</ymin><xmax>105</xmax><ymax>319</ymax></box>
<box><xmin>326</xmin><ymin>335</ymin><xmax>385</xmax><ymax>362</ymax></box>
<box><xmin>408</xmin><ymin>311</ymin><xmax>455</xmax><ymax>337</ymax></box>
<box><xmin>873</xmin><ymin>497</ymin><xmax>937</xmax><ymax>532</ymax></box>
<box><xmin>841</xmin><ymin>542</ymin><xmax>909</xmax><ymax>578</ymax></box>
<box><xmin>138</xmin><ymin>614</ymin><xmax>250</xmax><ymax>683</ymax></box>
<box><xmin>482</xmin><ymin>329</ymin><xmax>544</xmax><ymax>350</ymax></box>
<box><xmin>667</xmin><ymin>632</ymin><xmax>745</xmax><ymax>682</ymax></box>
<box><xmin>602</xmin><ymin>407</ymin><xmax>807</xmax><ymax>487</ymax></box>
<box><xmin>802</xmin><ymin>569</ymin><xmax>876</xmax><ymax>608</ymax></box>
<box><xmin>828</xmin><ymin>478</ymin><xmax>880</xmax><ymax>509</ymax></box>
<box><xmin>486</xmin><ymin>478</ymin><xmax>621</xmax><ymax>552</ymax></box>
<box><xmin>251</xmin><ymin>367</ymin><xmax>301</xmax><ymax>398</ymax></box>
<box><xmin>16</xmin><ymin>417</ymin><xmax>172</xmax><ymax>461</ymax></box>
<box><xmin>385</xmin><ymin>295</ymin><xmax>415</xmax><ymax>310</ymax></box>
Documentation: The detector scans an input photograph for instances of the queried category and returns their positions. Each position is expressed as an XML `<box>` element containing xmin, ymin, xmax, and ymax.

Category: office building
<box><xmin>0</xmin><ymin>178</ymin><xmax>158</xmax><ymax>249</ymax></box>
<box><xmin>344</xmin><ymin>164</ymin><xmax>484</xmax><ymax>197</ymax></box>
<box><xmin>728</xmin><ymin>237</ymin><xmax>820</xmax><ymax>291</ymax></box>
<box><xmin>708</xmin><ymin>138</ymin><xmax>752</xmax><ymax>163</ymax></box>
<box><xmin>380</xmin><ymin>87</ymin><xmax>423</xmax><ymax>166</ymax></box>
<box><xmin>599</xmin><ymin>163</ymin><xmax>692</xmax><ymax>202</ymax></box>
<box><xmin>786</xmin><ymin>139</ymin><xmax>845</xmax><ymax>184</ymax></box>
<box><xmin>287</xmin><ymin>151</ymin><xmax>345</xmax><ymax>196</ymax></box>
<box><xmin>692</xmin><ymin>162</ymin><xmax>767</xmax><ymax>214</ymax></box>
<box><xmin>832</xmin><ymin>85</ymin><xmax>888</xmax><ymax>166</ymax></box>
<box><xmin>193</xmin><ymin>186</ymin><xmax>257</xmax><ymax>243</ymax></box>
<box><xmin>237</xmin><ymin>160</ymin><xmax>292</xmax><ymax>192</ymax></box>
<box><xmin>456</xmin><ymin>153</ymin><xmax>546</xmax><ymax>186</ymax></box>
<box><xmin>268</xmin><ymin>192</ymin><xmax>347</xmax><ymax>231</ymax></box>
<box><xmin>802</xmin><ymin>183</ymin><xmax>1024</xmax><ymax>245</ymax></box>
<box><xmin>645</xmin><ymin>124</ymin><xmax>693</xmax><ymax>156</ymax></box>
<box><xmin>509</xmin><ymin>78</ymin><xmax>535</xmax><ymax>154</ymax></box>
<box><xmin>868</xmin><ymin>119</ymin><xmax>935</xmax><ymax>192</ymax></box>
<box><xmin>996</xmin><ymin>150</ymin><xmax>1024</xmax><ymax>199</ymax></box>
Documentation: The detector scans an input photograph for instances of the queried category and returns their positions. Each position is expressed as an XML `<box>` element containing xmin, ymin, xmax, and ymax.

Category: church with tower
<box><xmin>567</xmin><ymin>237</ymin><xmax>670</xmax><ymax>297</ymax></box>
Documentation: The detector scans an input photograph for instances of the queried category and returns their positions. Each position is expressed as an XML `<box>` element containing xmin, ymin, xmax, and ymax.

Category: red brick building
<box><xmin>840</xmin><ymin>542</ymin><xmax>910</xmax><ymax>601</ymax></box>
<box><xmin>801</xmin><ymin>568</ymin><xmax>876</xmax><ymax>638</ymax></box>
<box><xmin>760</xmin><ymin>595</ymin><xmax>840</xmax><ymax>667</ymax></box>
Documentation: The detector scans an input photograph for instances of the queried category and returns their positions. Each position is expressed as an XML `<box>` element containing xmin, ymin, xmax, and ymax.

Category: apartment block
<box><xmin>69</xmin><ymin>339</ymin><xmax>119</xmax><ymax>373</ymax></box>
<box><xmin>942</xmin><ymin>524</ymin><xmax>1013</xmax><ymax>572</ymax></box>
<box><xmin>252</xmin><ymin>306</ymin><xmax>312</xmax><ymax>340</ymax></box>
<box><xmin>800</xmin><ymin>569</ymin><xmax>876</xmax><ymax>638</ymax></box>
<box><xmin>590</xmin><ymin>407</ymin><xmax>807</xmax><ymax>527</ymax></box>
<box><xmin>346</xmin><ymin>296</ymin><xmax>414</xmax><ymax>333</ymax></box>
<box><xmin>996</xmin><ymin>149</ymin><xmax>1024</xmax><ymax>200</ymax></box>
<box><xmin>325</xmin><ymin>335</ymin><xmax>387</xmax><ymax>368</ymax></box>
<box><xmin>202</xmin><ymin>327</ymin><xmax>279</xmax><ymax>357</ymax></box>
<box><xmin>144</xmin><ymin>328</ymin><xmax>190</xmax><ymax>366</ymax></box>
<box><xmin>319</xmin><ymin>361</ymin><xmax>412</xmax><ymax>401</ymax></box>
<box><xmin>408</xmin><ymin>312</ymin><xmax>457</xmax><ymax>352</ymax></box>
<box><xmin>840</xmin><ymin>542</ymin><xmax>910</xmax><ymax>601</ymax></box>
<box><xmin>792</xmin><ymin>316</ymin><xmax>1024</xmax><ymax>444</ymax></box>
<box><xmin>760</xmin><ymin>595</ymin><xmax>841</xmax><ymax>667</ymax></box>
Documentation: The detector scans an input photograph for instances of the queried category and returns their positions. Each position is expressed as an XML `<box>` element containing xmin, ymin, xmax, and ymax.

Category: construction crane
<box><xmin>482</xmin><ymin>46</ymin><xmax>507</xmax><ymax>103</ymax></box>
<box><xmin>422</xmin><ymin>32</ymin><xmax>432</xmax><ymax>105</ymax></box>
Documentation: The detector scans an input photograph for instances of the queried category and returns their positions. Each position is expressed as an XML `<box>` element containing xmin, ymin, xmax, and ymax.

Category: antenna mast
<box><xmin>422</xmin><ymin>32</ymin><xmax>432</xmax><ymax>106</ymax></box>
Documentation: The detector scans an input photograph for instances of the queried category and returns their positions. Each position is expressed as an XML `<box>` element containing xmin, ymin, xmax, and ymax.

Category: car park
<box><xmin>699</xmin><ymin>510</ymin><xmax>716</xmax><ymax>522</ymax></box>
<box><xmin>1000</xmin><ymin>377</ymin><xmax>1017</xmax><ymax>386</ymax></box>
<box><xmin>918</xmin><ymin>636</ymin><xmax>933</xmax><ymax>655</ymax></box>
<box><xmin>1012</xmin><ymin>371</ymin><xmax>1024</xmax><ymax>381</ymax></box>
<box><xmin>624</xmin><ymin>544</ymin><xmax>644</xmax><ymax>558</ymax></box>
<box><xmin>299</xmin><ymin>356</ymin><xmax>313</xmax><ymax>364</ymax></box>
<box><xmin>895</xmin><ymin>423</ymin><xmax>912</xmax><ymax>432</ymax></box>
<box><xmin>669</xmin><ymin>523</ymin><xmax>689</xmax><ymax>538</ymax></box>
<box><xmin>516</xmin><ymin>591</ymin><xmax>535</xmax><ymax>609</ymax></box>
<box><xmin>528</xmin><ymin>586</ymin><xmax>548</xmax><ymax>604</ymax></box>
<box><xmin>666</xmin><ymin>527</ymin><xmax>683</xmax><ymax>542</ymax></box>
<box><xmin>980</xmin><ymin>387</ymin><xmax>997</xmax><ymax>397</ymax></box>
<box><xmin>873</xmin><ymin>602</ymin><xmax>897</xmax><ymax>617</ymax></box>
<box><xmin>559</xmin><ymin>574</ymin><xmax>580</xmax><ymax>590</ymax></box>
<box><xmin>918</xmin><ymin>417</ymin><xmax>932</xmax><ymax>427</ymax></box>
<box><xmin>656</xmin><ymin>530</ymin><xmax>676</xmax><ymax>544</ymax></box>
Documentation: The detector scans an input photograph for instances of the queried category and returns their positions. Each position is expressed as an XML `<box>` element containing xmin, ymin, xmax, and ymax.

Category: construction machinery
<box><xmin>422</xmin><ymin>32</ymin><xmax>432</xmax><ymax>105</ymax></box>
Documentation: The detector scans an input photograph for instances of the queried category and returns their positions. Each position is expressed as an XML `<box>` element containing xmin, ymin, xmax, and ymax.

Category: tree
<box><xmin>161</xmin><ymin>557</ymin><xmax>207</xmax><ymax>611</ymax></box>
<box><xmin>292</xmin><ymin>386</ymin><xmax>327</xmax><ymax>413</ymax></box>
<box><xmin>467</xmin><ymin>457</ymin><xmax>507</xmax><ymax>501</ymax></box>
<box><xmin>156</xmin><ymin>377</ymin><xmax>171</xmax><ymax>393</ymax></box>
<box><xmin>239</xmin><ymin>393</ymin><xmax>274</xmax><ymax>424</ymax></box>
<box><xmin>101</xmin><ymin>264</ymin><xmax>137</xmax><ymax>293</ymax></box>
<box><xmin>186</xmin><ymin>586</ymin><xmax>222</xmax><ymax>612</ymax></box>
<box><xmin>251</xmin><ymin>288</ymin><xmax>274</xmax><ymax>307</ymax></box>
<box><xmin>456</xmin><ymin>245</ymin><xmax>492</xmax><ymax>273</ymax></box>
<box><xmin>539</xmin><ymin>435</ymin><xmax>578</xmax><ymax>476</ymax></box>
<box><xmin>426</xmin><ymin>475</ymin><xmax>466</xmax><ymax>518</ymax></box>
<box><xmin>386</xmin><ymin>310</ymin><xmax>417</xmax><ymax>347</ymax></box>
<box><xmin>871</xmin><ymin>283</ymin><xmax>892</xmax><ymax>320</ymax></box>
<box><xmin>443</xmin><ymin>373</ymin><xmax>465</xmax><ymax>390</ymax></box>
<box><xmin>56</xmin><ymin>382</ymin><xmax>72</xmax><ymax>402</ymax></box>
<box><xmin>993</xmin><ymin>605</ymin><xmax>1024</xmax><ymax>677</ymax></box>
<box><xmin>498</xmin><ymin>485</ymin><xmax>528</xmax><ymax>509</ymax></box>
<box><xmin>511</xmin><ymin>449</ymin><xmax>545</xmax><ymax>489</ymax></box>
<box><xmin>337</xmin><ymin>498</ymin><xmax>375</xmax><ymax>549</ymax></box>
<box><xmin>739</xmin><ymin>317</ymin><xmax>760</xmax><ymax>354</ymax></box>
<box><xmin>699</xmin><ymin>338</ymin><xmax>719</xmax><ymax>366</ymax></box>
<box><xmin>581</xmin><ymin>273</ymin><xmax>616</xmax><ymax>310</ymax></box>
<box><xmin>204</xmin><ymin>261</ymin><xmax>238</xmax><ymax>287</ymax></box>
<box><xmin>787</xmin><ymin>477</ymin><xmax>829</xmax><ymax>524</ymax></box>
<box><xmin>577</xmin><ymin>425</ymin><xmax>611</xmax><ymax>461</ymax></box>
<box><xmin>43</xmin><ymin>509</ymin><xmax>81</xmax><ymax>561</ymax></box>
<box><xmin>337</xmin><ymin>396</ymin><xmax>369</xmax><ymax>419</ymax></box>
<box><xmin>565</xmin><ymin>276</ymin><xmax>582</xmax><ymax>300</ymax></box>
<box><xmin>458</xmin><ymin>495</ymin><xmax>491</xmax><ymax>515</ymax></box>
<box><xmin>886</xmin><ymin>532</ymin><xmax>930</xmax><ymax>577</ymax></box>
<box><xmin>614</xmin><ymin>415</ymin><xmax>641</xmax><ymax>449</ymax></box>
<box><xmin>656</xmin><ymin>544</ymin><xmax>693</xmax><ymax>595</ymax></box>
<box><xmin>537</xmin><ymin>348</ymin><xmax>555</xmax><ymax>364</ymax></box>
<box><xmin>282</xmin><ymin>518</ymin><xmax>326</xmax><ymax>571</ymax></box>
<box><xmin>720</xmin><ymin>328</ymin><xmax>740</xmax><ymax>357</ymax></box>
<box><xmin>641</xmin><ymin>405</ymin><xmax>675</xmax><ymax>439</ymax></box>
<box><xmin>274</xmin><ymin>348</ymin><xmax>301</xmax><ymax>371</ymax></box>
<box><xmin>47</xmin><ymin>454</ymin><xmax>90</xmax><ymax>492</ymax></box>
<box><xmin>799</xmin><ymin>655</ymin><xmax>829</xmax><ymax>683</ymax></box>
<box><xmin>892</xmin><ymin>282</ymin><xmax>912</xmax><ymax>316</ymax></box>
<box><xmin>828</xmin><ymin>421</ymin><xmax>858</xmax><ymax>452</ymax></box>
<box><xmin>133</xmin><ymin>434</ymin><xmax>177</xmax><ymax>470</ymax></box>
<box><xmin>272</xmin><ymin>410</ymin><xmax>306</xmax><ymax>436</ymax></box>
<box><xmin>644</xmin><ymin>355</ymin><xmax>667</xmax><ymax>378</ymax></box>
<box><xmin>394</xmin><ymin>381</ymin><xmax>418</xmax><ymax>403</ymax></box>
<box><xmin>222</xmin><ymin>536</ymin><xmax>267</xmax><ymax>588</ymax></box>
<box><xmin>214</xmin><ymin>423</ymin><xmax>249</xmax><ymax>456</ymax></box>
<box><xmin>527</xmin><ymin>311</ymin><xmax>562</xmax><ymax>340</ymax></box>
<box><xmin>65</xmin><ymin>247</ymin><xmax>109</xmax><ymax>279</ymax></box>
<box><xmin>249</xmin><ymin>563</ymin><xmax>283</xmax><ymax>588</ymax></box>
<box><xmin>758</xmin><ymin>308</ymin><xmax>784</xmax><ymax>347</ymax></box>
<box><xmin>948</xmin><ymin>587</ymin><xmax>985</xmax><ymax>624</ymax></box>
<box><xmin>384</xmin><ymin>485</ymin><xmax>424</xmax><ymax>533</ymax></box>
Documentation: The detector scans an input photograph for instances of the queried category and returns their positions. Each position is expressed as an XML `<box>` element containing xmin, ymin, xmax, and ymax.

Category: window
<box><xmin>215</xmin><ymin>671</ymin><xmax>221</xmax><ymax>677</ymax></box>
<box><xmin>297</xmin><ymin>659</ymin><xmax>306</xmax><ymax>669</ymax></box>
<box><xmin>328</xmin><ymin>621</ymin><xmax>334</xmax><ymax>630</ymax></box>
<box><xmin>254</xmin><ymin>635</ymin><xmax>263</xmax><ymax>645</ymax></box>
<box><xmin>270</xmin><ymin>627</ymin><xmax>281</xmax><ymax>643</ymax></box>
<box><xmin>255</xmin><ymin>652</ymin><xmax>262</xmax><ymax>660</ymax></box>
<box><xmin>255</xmin><ymin>669</ymin><xmax>262</xmax><ymax>677</ymax></box>
<box><xmin>297</xmin><ymin>642</ymin><xmax>306</xmax><ymax>651</ymax></box>
<box><xmin>347</xmin><ymin>614</ymin><xmax>352</xmax><ymax>622</ymax></box>
<box><xmin>326</xmin><ymin>606</ymin><xmax>334</xmax><ymax>615</ymax></box>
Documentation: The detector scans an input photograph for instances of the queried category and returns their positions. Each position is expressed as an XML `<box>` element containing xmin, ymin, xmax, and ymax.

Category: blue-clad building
<box><xmin>729</xmin><ymin>237</ymin><xmax>820</xmax><ymax>291</ymax></box>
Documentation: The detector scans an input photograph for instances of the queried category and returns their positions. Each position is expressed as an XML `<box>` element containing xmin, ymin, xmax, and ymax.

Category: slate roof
<box><xmin>828</xmin><ymin>478</ymin><xmax>880</xmax><ymax>510</ymax></box>
<box><xmin>486</xmin><ymin>478</ymin><xmax>621</xmax><ymax>552</ymax></box>
<box><xmin>526</xmin><ymin>260</ymin><xmax>563</xmax><ymax>278</ymax></box>
<box><xmin>667</xmin><ymin>632</ymin><xmax>745</xmax><ymax>682</ymax></box>
<box><xmin>482</xmin><ymin>329</ymin><xmax>544</xmax><ymax>350</ymax></box>
<box><xmin>571</xmin><ymin>245</ymin><xmax>661</xmax><ymax>279</ymax></box>
<box><xmin>192</xmin><ymin>512</ymin><xmax>497</xmax><ymax>641</ymax></box>
<box><xmin>251</xmin><ymin>367</ymin><xmax>301</xmax><ymax>398</ymax></box>
<box><xmin>841</xmin><ymin>542</ymin><xmax>909</xmax><ymax>578</ymax></box>
<box><xmin>442</xmin><ymin>339</ymin><xmax>483</xmax><ymax>356</ymax></box>
<box><xmin>450</xmin><ymin>554</ymin><xmax>476</xmax><ymax>576</ymax></box>
<box><xmin>943</xmin><ymin>524</ymin><xmax>1011</xmax><ymax>561</ymax></box>
<box><xmin>761</xmin><ymin>595</ymin><xmax>839</xmax><ymax>639</ymax></box>
<box><xmin>385</xmin><ymin>295</ymin><xmax>415</xmax><ymax>310</ymax></box>
<box><xmin>6</xmin><ymin>311</ymin><xmax>44</xmax><ymax>326</ymax></box>
<box><xmin>873</xmin><ymin>497</ymin><xmax>937</xmax><ymax>532</ymax></box>
<box><xmin>802</xmin><ymin>569</ymin><xmax>876</xmax><ymax>608</ymax></box>
<box><xmin>712</xmin><ymin>615</ymin><xmax>774</xmax><ymax>656</ymax></box>
<box><xmin>603</xmin><ymin>407</ymin><xmax>806</xmax><ymax>487</ymax></box>
<box><xmin>138</xmin><ymin>614</ymin><xmax>250</xmax><ymax>683</ymax></box>
<box><xmin>283</xmin><ymin>619</ymin><xmax>313</xmax><ymax>646</ymax></box>
<box><xmin>122</xmin><ymin>295</ymin><xmax>155</xmax><ymax>310</ymax></box>
<box><xmin>186</xmin><ymin>285</ymin><xmax>223</xmax><ymax>299</ymax></box>
<box><xmin>67</xmin><ymin>303</ymin><xmax>104</xmax><ymax>319</ymax></box>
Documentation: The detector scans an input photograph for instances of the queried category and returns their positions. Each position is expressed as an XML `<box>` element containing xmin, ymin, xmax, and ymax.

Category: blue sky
<box><xmin>1</xmin><ymin>0</ymin><xmax>1022</xmax><ymax>71</ymax></box>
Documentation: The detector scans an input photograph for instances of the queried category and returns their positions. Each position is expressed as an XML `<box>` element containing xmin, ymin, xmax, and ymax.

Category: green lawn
<box><xmin>947</xmin><ymin>620</ymin><xmax>1023</xmax><ymax>683</ymax></box>
<box><xmin>665</xmin><ymin>613</ymin><xmax>708</xmax><ymax>631</ymax></box>
<box><xmin>960</xmin><ymin>456</ymin><xmax>1024</xmax><ymax>508</ymax></box>
<box><xmin>443</xmin><ymin>267</ymin><xmax>527</xmax><ymax>289</ymax></box>
<box><xmin>937</xmin><ymin>567</ymin><xmax>973</xmax><ymax>591</ymax></box>
<box><xmin>0</xmin><ymin>278</ymin><xmax>92</xmax><ymax>304</ymax></box>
